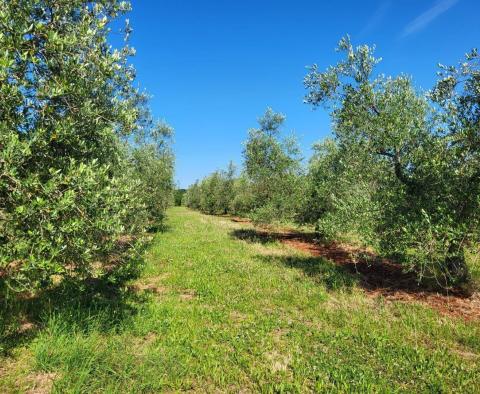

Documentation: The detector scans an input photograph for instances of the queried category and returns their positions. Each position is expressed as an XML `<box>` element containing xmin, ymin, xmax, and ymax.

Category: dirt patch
<box><xmin>132</xmin><ymin>332</ymin><xmax>158</xmax><ymax>357</ymax></box>
<box><xmin>179</xmin><ymin>289</ymin><xmax>196</xmax><ymax>301</ymax></box>
<box><xmin>129</xmin><ymin>283</ymin><xmax>168</xmax><ymax>295</ymax></box>
<box><xmin>272</xmin><ymin>328</ymin><xmax>289</xmax><ymax>343</ymax></box>
<box><xmin>249</xmin><ymin>242</ymin><xmax>290</xmax><ymax>257</ymax></box>
<box><xmin>265</xmin><ymin>350</ymin><xmax>292</xmax><ymax>373</ymax></box>
<box><xmin>232</xmin><ymin>227</ymin><xmax>480</xmax><ymax>321</ymax></box>
<box><xmin>229</xmin><ymin>310</ymin><xmax>248</xmax><ymax>324</ymax></box>
<box><xmin>451</xmin><ymin>347</ymin><xmax>479</xmax><ymax>360</ymax></box>
<box><xmin>26</xmin><ymin>372</ymin><xmax>58</xmax><ymax>394</ymax></box>
<box><xmin>231</xmin><ymin>217</ymin><xmax>252</xmax><ymax>224</ymax></box>
<box><xmin>18</xmin><ymin>320</ymin><xmax>37</xmax><ymax>335</ymax></box>
<box><xmin>375</xmin><ymin>291</ymin><xmax>480</xmax><ymax>321</ymax></box>
<box><xmin>129</xmin><ymin>274</ymin><xmax>171</xmax><ymax>295</ymax></box>
<box><xmin>141</xmin><ymin>332</ymin><xmax>157</xmax><ymax>345</ymax></box>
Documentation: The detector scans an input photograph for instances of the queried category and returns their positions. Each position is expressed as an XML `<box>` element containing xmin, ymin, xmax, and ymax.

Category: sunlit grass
<box><xmin>1</xmin><ymin>207</ymin><xmax>479</xmax><ymax>392</ymax></box>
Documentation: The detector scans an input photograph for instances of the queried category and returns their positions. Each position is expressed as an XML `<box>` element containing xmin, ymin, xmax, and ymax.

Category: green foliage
<box><xmin>183</xmin><ymin>181</ymin><xmax>201</xmax><ymax>211</ymax></box>
<box><xmin>303</xmin><ymin>36</ymin><xmax>480</xmax><ymax>286</ymax></box>
<box><xmin>0</xmin><ymin>157</ymin><xmax>145</xmax><ymax>292</ymax></box>
<box><xmin>185</xmin><ymin>108</ymin><xmax>304</xmax><ymax>224</ymax></box>
<box><xmin>184</xmin><ymin>162</ymin><xmax>237</xmax><ymax>215</ymax></box>
<box><xmin>298</xmin><ymin>139</ymin><xmax>380</xmax><ymax>244</ymax></box>
<box><xmin>131</xmin><ymin>123</ymin><xmax>175</xmax><ymax>229</ymax></box>
<box><xmin>244</xmin><ymin>108</ymin><xmax>304</xmax><ymax>224</ymax></box>
<box><xmin>184</xmin><ymin>39</ymin><xmax>478</xmax><ymax>288</ymax></box>
<box><xmin>0</xmin><ymin>0</ymin><xmax>174</xmax><ymax>291</ymax></box>
<box><xmin>174</xmin><ymin>189</ymin><xmax>186</xmax><ymax>206</ymax></box>
<box><xmin>230</xmin><ymin>174</ymin><xmax>255</xmax><ymax>216</ymax></box>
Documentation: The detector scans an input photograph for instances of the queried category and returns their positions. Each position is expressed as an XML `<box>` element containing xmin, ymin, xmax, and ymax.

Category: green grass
<box><xmin>1</xmin><ymin>207</ymin><xmax>479</xmax><ymax>392</ymax></box>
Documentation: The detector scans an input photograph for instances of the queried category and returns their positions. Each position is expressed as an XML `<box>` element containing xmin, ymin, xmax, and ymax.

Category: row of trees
<box><xmin>0</xmin><ymin>0</ymin><xmax>174</xmax><ymax>292</ymax></box>
<box><xmin>185</xmin><ymin>37</ymin><xmax>480</xmax><ymax>288</ymax></box>
<box><xmin>184</xmin><ymin>108</ymin><xmax>304</xmax><ymax>223</ymax></box>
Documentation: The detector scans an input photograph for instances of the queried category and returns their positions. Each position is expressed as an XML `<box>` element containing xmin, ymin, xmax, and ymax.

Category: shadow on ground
<box><xmin>148</xmin><ymin>222</ymin><xmax>172</xmax><ymax>234</ymax></box>
<box><xmin>257</xmin><ymin>254</ymin><xmax>358</xmax><ymax>291</ymax></box>
<box><xmin>230</xmin><ymin>228</ymin><xmax>464</xmax><ymax>297</ymax></box>
<box><xmin>0</xmin><ymin>232</ymin><xmax>172</xmax><ymax>357</ymax></box>
<box><xmin>0</xmin><ymin>275</ymin><xmax>149</xmax><ymax>357</ymax></box>
<box><xmin>0</xmin><ymin>223</ymin><xmax>176</xmax><ymax>355</ymax></box>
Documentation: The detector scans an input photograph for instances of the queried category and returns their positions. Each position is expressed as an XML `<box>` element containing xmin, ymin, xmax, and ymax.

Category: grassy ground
<box><xmin>1</xmin><ymin>207</ymin><xmax>479</xmax><ymax>393</ymax></box>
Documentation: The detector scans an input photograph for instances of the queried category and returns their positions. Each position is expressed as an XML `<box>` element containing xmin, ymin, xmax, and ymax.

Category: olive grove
<box><xmin>185</xmin><ymin>38</ymin><xmax>479</xmax><ymax>287</ymax></box>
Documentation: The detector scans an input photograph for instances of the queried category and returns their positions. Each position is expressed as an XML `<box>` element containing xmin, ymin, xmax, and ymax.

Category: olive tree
<box><xmin>243</xmin><ymin>108</ymin><xmax>303</xmax><ymax>224</ymax></box>
<box><xmin>131</xmin><ymin>122</ymin><xmax>175</xmax><ymax>229</ymax></box>
<box><xmin>184</xmin><ymin>181</ymin><xmax>201</xmax><ymax>210</ymax></box>
<box><xmin>0</xmin><ymin>0</ymin><xmax>173</xmax><ymax>291</ymax></box>
<box><xmin>304</xmin><ymin>37</ymin><xmax>479</xmax><ymax>286</ymax></box>
<box><xmin>299</xmin><ymin>139</ymin><xmax>382</xmax><ymax>246</ymax></box>
<box><xmin>184</xmin><ymin>162</ymin><xmax>237</xmax><ymax>215</ymax></box>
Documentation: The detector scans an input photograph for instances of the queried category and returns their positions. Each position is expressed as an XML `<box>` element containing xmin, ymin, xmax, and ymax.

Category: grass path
<box><xmin>1</xmin><ymin>207</ymin><xmax>480</xmax><ymax>392</ymax></box>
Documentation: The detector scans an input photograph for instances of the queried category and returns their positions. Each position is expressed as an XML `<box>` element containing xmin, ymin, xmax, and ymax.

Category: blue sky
<box><xmin>122</xmin><ymin>0</ymin><xmax>479</xmax><ymax>188</ymax></box>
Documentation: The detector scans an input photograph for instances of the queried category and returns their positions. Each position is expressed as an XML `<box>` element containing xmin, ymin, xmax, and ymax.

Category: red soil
<box><xmin>283</xmin><ymin>235</ymin><xmax>479</xmax><ymax>321</ymax></box>
<box><xmin>233</xmin><ymin>222</ymin><xmax>480</xmax><ymax>321</ymax></box>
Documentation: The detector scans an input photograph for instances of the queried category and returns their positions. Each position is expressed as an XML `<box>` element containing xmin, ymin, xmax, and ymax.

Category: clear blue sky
<box><xmin>122</xmin><ymin>0</ymin><xmax>479</xmax><ymax>188</ymax></box>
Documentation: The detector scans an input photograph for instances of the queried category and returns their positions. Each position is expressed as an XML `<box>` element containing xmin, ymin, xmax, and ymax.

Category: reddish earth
<box><xmin>232</xmin><ymin>221</ymin><xmax>480</xmax><ymax>321</ymax></box>
<box><xmin>230</xmin><ymin>216</ymin><xmax>253</xmax><ymax>224</ymax></box>
<box><xmin>282</xmin><ymin>234</ymin><xmax>479</xmax><ymax>321</ymax></box>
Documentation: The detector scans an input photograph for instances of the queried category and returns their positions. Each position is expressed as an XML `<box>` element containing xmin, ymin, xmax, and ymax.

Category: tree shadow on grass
<box><xmin>232</xmin><ymin>227</ymin><xmax>480</xmax><ymax>320</ymax></box>
<box><xmin>230</xmin><ymin>227</ymin><xmax>453</xmax><ymax>296</ymax></box>
<box><xmin>232</xmin><ymin>228</ymin><xmax>357</xmax><ymax>291</ymax></box>
<box><xmin>257</xmin><ymin>254</ymin><xmax>358</xmax><ymax>291</ymax></box>
<box><xmin>148</xmin><ymin>221</ymin><xmax>172</xmax><ymax>234</ymax></box>
<box><xmin>0</xmin><ymin>259</ymin><xmax>149</xmax><ymax>357</ymax></box>
<box><xmin>231</xmin><ymin>228</ymin><xmax>280</xmax><ymax>244</ymax></box>
<box><xmin>0</xmin><ymin>219</ymin><xmax>174</xmax><ymax>357</ymax></box>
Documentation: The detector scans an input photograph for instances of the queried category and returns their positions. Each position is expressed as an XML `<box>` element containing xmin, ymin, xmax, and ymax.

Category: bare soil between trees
<box><xmin>230</xmin><ymin>217</ymin><xmax>480</xmax><ymax>321</ymax></box>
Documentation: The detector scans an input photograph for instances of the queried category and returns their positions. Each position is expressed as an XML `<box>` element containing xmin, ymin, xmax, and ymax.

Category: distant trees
<box><xmin>215</xmin><ymin>161</ymin><xmax>236</xmax><ymax>214</ymax></box>
<box><xmin>131</xmin><ymin>123</ymin><xmax>175</xmax><ymax>229</ymax></box>
<box><xmin>184</xmin><ymin>162</ymin><xmax>237</xmax><ymax>215</ymax></box>
<box><xmin>174</xmin><ymin>189</ymin><xmax>187</xmax><ymax>206</ymax></box>
<box><xmin>184</xmin><ymin>108</ymin><xmax>304</xmax><ymax>224</ymax></box>
<box><xmin>0</xmin><ymin>0</ymin><xmax>174</xmax><ymax>292</ymax></box>
<box><xmin>244</xmin><ymin>108</ymin><xmax>304</xmax><ymax>223</ymax></box>
<box><xmin>230</xmin><ymin>174</ymin><xmax>255</xmax><ymax>217</ymax></box>
<box><xmin>183</xmin><ymin>182</ymin><xmax>201</xmax><ymax>211</ymax></box>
